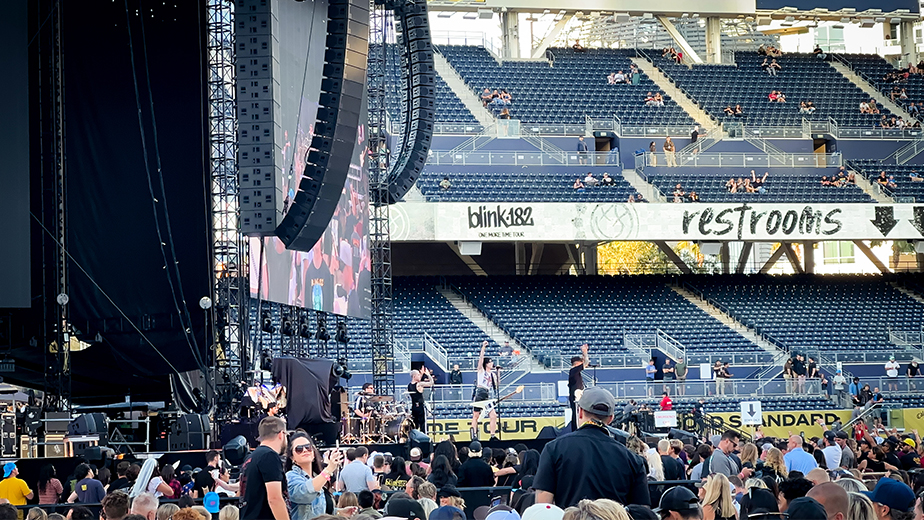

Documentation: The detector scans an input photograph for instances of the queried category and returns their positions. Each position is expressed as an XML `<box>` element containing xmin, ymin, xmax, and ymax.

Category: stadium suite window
<box><xmin>823</xmin><ymin>242</ymin><xmax>855</xmax><ymax>264</ymax></box>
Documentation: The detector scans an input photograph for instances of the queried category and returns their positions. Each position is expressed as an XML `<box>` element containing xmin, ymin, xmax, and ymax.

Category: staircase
<box><xmin>669</xmin><ymin>284</ymin><xmax>782</xmax><ymax>357</ymax></box>
<box><xmin>630</xmin><ymin>56</ymin><xmax>718</xmax><ymax>131</ymax></box>
<box><xmin>433</xmin><ymin>51</ymin><xmax>495</xmax><ymax>127</ymax></box>
<box><xmin>828</xmin><ymin>60</ymin><xmax>914</xmax><ymax>123</ymax></box>
<box><xmin>622</xmin><ymin>168</ymin><xmax>664</xmax><ymax>202</ymax></box>
<box><xmin>891</xmin><ymin>282</ymin><xmax>924</xmax><ymax>305</ymax></box>
<box><xmin>851</xmin><ymin>167</ymin><xmax>895</xmax><ymax>203</ymax></box>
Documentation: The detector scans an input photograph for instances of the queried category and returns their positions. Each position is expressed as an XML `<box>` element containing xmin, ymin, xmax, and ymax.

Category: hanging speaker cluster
<box><xmin>382</xmin><ymin>0</ymin><xmax>435</xmax><ymax>204</ymax></box>
<box><xmin>275</xmin><ymin>0</ymin><xmax>369</xmax><ymax>251</ymax></box>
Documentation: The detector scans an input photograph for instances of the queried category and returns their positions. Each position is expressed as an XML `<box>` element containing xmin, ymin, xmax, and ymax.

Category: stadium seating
<box><xmin>688</xmin><ymin>275</ymin><xmax>924</xmax><ymax>353</ymax></box>
<box><xmin>418</xmin><ymin>165</ymin><xmax>639</xmax><ymax>202</ymax></box>
<box><xmin>252</xmin><ymin>277</ymin><xmax>498</xmax><ymax>363</ymax></box>
<box><xmin>651</xmin><ymin>52</ymin><xmax>891</xmax><ymax>127</ymax></box>
<box><xmin>436</xmin><ymin>45</ymin><xmax>695</xmax><ymax>126</ymax></box>
<box><xmin>850</xmin><ymin>160</ymin><xmax>924</xmax><ymax>201</ymax></box>
<box><xmin>626</xmin><ymin>395</ymin><xmax>839</xmax><ymax>414</ymax></box>
<box><xmin>374</xmin><ymin>44</ymin><xmax>478</xmax><ymax>124</ymax></box>
<box><xmin>644</xmin><ymin>167</ymin><xmax>875</xmax><ymax>203</ymax></box>
<box><xmin>449</xmin><ymin>275</ymin><xmax>760</xmax><ymax>362</ymax></box>
<box><xmin>837</xmin><ymin>53</ymin><xmax>924</xmax><ymax>123</ymax></box>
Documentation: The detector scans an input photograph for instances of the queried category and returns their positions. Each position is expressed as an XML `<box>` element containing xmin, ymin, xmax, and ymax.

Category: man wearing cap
<box><xmin>899</xmin><ymin>437</ymin><xmax>921</xmax><ymax>470</ymax></box>
<box><xmin>0</xmin><ymin>463</ymin><xmax>32</xmax><ymax>507</ymax></box>
<box><xmin>654</xmin><ymin>486</ymin><xmax>702</xmax><ymax>520</ymax></box>
<box><xmin>820</xmin><ymin>430</ymin><xmax>842</xmax><ymax>470</ymax></box>
<box><xmin>863</xmin><ymin>477</ymin><xmax>915</xmax><ymax>520</ymax></box>
<box><xmin>386</xmin><ymin>497</ymin><xmax>428</xmax><ymax>520</ymax></box>
<box><xmin>835</xmin><ymin>431</ymin><xmax>856</xmax><ymax>469</ymax></box>
<box><xmin>458</xmin><ymin>441</ymin><xmax>495</xmax><ymax>488</ymax></box>
<box><xmin>533</xmin><ymin>386</ymin><xmax>650</xmax><ymax>508</ymax></box>
<box><xmin>886</xmin><ymin>355</ymin><xmax>900</xmax><ymax>391</ymax></box>
<box><xmin>785</xmin><ymin>497</ymin><xmax>828</xmax><ymax>520</ymax></box>
<box><xmin>832</xmin><ymin>369</ymin><xmax>847</xmax><ymax>407</ymax></box>
<box><xmin>239</xmin><ymin>416</ymin><xmax>289</xmax><ymax>520</ymax></box>
<box><xmin>430</xmin><ymin>505</ymin><xmax>466</xmax><ymax>520</ymax></box>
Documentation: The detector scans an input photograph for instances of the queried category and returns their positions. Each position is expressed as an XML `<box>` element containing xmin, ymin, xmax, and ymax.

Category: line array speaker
<box><xmin>169</xmin><ymin>413</ymin><xmax>211</xmax><ymax>451</ymax></box>
<box><xmin>275</xmin><ymin>0</ymin><xmax>369</xmax><ymax>251</ymax></box>
<box><xmin>385</xmin><ymin>0</ymin><xmax>435</xmax><ymax>203</ymax></box>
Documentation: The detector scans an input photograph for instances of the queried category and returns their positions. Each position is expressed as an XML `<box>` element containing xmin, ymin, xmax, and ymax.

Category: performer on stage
<box><xmin>568</xmin><ymin>343</ymin><xmax>589</xmax><ymax>431</ymax></box>
<box><xmin>354</xmin><ymin>383</ymin><xmax>375</xmax><ymax>419</ymax></box>
<box><xmin>408</xmin><ymin>369</ymin><xmax>432</xmax><ymax>433</ymax></box>
<box><xmin>471</xmin><ymin>341</ymin><xmax>499</xmax><ymax>441</ymax></box>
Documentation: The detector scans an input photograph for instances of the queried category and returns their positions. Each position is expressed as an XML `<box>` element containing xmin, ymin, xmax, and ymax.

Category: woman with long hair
<box><xmin>432</xmin><ymin>441</ymin><xmax>461</xmax><ymax>474</ymax></box>
<box><xmin>699</xmin><ymin>474</ymin><xmax>737</xmax><ymax>520</ymax></box>
<box><xmin>762</xmin><ymin>448</ymin><xmax>787</xmax><ymax>482</ymax></box>
<box><xmin>739</xmin><ymin>443</ymin><xmax>758</xmax><ymax>467</ymax></box>
<box><xmin>427</xmin><ymin>455</ymin><xmax>457</xmax><ymax>488</ymax></box>
<box><xmin>562</xmin><ymin>499</ymin><xmax>631</xmax><ymax>520</ymax></box>
<box><xmin>338</xmin><ymin>492</ymin><xmax>359</xmax><ymax>509</ymax></box>
<box><xmin>286</xmin><ymin>432</ymin><xmax>344</xmax><ymax>520</ymax></box>
<box><xmin>161</xmin><ymin>465</ymin><xmax>182</xmax><ymax>499</ymax></box>
<box><xmin>37</xmin><ymin>464</ymin><xmax>63</xmax><ymax>504</ymax></box>
<box><xmin>847</xmin><ymin>492</ymin><xmax>879</xmax><ymax>520</ymax></box>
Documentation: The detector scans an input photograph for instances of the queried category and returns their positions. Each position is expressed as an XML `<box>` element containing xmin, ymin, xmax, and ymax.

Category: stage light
<box><xmin>316</xmin><ymin>325</ymin><xmax>330</xmax><ymax>341</ymax></box>
<box><xmin>299</xmin><ymin>323</ymin><xmax>313</xmax><ymax>339</ymax></box>
<box><xmin>223</xmin><ymin>435</ymin><xmax>251</xmax><ymax>466</ymax></box>
<box><xmin>281</xmin><ymin>317</ymin><xmax>295</xmax><ymax>336</ymax></box>
<box><xmin>335</xmin><ymin>322</ymin><xmax>350</xmax><ymax>344</ymax></box>
<box><xmin>261</xmin><ymin>310</ymin><xmax>276</xmax><ymax>334</ymax></box>
<box><xmin>260</xmin><ymin>350</ymin><xmax>273</xmax><ymax>371</ymax></box>
<box><xmin>199</xmin><ymin>296</ymin><xmax>212</xmax><ymax>310</ymax></box>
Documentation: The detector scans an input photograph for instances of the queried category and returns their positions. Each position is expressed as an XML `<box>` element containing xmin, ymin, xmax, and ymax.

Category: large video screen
<box><xmin>249</xmin><ymin>0</ymin><xmax>371</xmax><ymax>319</ymax></box>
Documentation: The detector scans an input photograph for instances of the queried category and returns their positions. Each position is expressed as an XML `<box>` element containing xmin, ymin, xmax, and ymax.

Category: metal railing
<box><xmin>592</xmin><ymin>377</ymin><xmax>825</xmax><ymax>398</ymax></box>
<box><xmin>640</xmin><ymin>152</ymin><xmax>842</xmax><ymax>168</ymax></box>
<box><xmin>422</xmin><ymin>331</ymin><xmax>449</xmax><ymax>370</ymax></box>
<box><xmin>540</xmin><ymin>351</ymin><xmax>774</xmax><ymax>369</ymax></box>
<box><xmin>426</xmin><ymin>382</ymin><xmax>556</xmax><ymax>403</ymax></box>
<box><xmin>656</xmin><ymin>330</ymin><xmax>686</xmax><ymax>362</ymax></box>
<box><xmin>802</xmin><ymin>349</ymin><xmax>918</xmax><ymax>364</ymax></box>
<box><xmin>431</xmin><ymin>32</ymin><xmax>502</xmax><ymax>59</ymax></box>
<box><xmin>428</xmin><ymin>150</ymin><xmax>614</xmax><ymax>166</ymax></box>
<box><xmin>394</xmin><ymin>338</ymin><xmax>412</xmax><ymax>372</ymax></box>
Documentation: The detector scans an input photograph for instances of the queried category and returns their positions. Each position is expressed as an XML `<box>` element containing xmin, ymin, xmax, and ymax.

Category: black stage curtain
<box><xmin>56</xmin><ymin>0</ymin><xmax>208</xmax><ymax>399</ymax></box>
<box><xmin>272</xmin><ymin>357</ymin><xmax>338</xmax><ymax>428</ymax></box>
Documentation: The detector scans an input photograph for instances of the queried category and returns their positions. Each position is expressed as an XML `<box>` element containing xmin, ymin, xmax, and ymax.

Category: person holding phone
<box><xmin>286</xmin><ymin>432</ymin><xmax>345</xmax><ymax>520</ymax></box>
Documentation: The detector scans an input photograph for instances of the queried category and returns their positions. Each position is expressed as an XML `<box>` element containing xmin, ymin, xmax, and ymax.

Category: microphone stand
<box><xmin>494</xmin><ymin>367</ymin><xmax>502</xmax><ymax>442</ymax></box>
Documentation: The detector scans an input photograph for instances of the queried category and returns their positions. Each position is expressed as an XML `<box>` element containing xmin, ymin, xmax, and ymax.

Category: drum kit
<box><xmin>341</xmin><ymin>394</ymin><xmax>413</xmax><ymax>444</ymax></box>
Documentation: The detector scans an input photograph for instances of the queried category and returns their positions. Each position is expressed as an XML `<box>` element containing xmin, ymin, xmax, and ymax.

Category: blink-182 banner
<box><xmin>389</xmin><ymin>202</ymin><xmax>924</xmax><ymax>242</ymax></box>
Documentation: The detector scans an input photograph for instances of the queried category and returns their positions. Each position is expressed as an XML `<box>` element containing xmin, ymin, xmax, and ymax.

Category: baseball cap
<box><xmin>181</xmin><ymin>464</ymin><xmax>193</xmax><ymax>473</ymax></box>
<box><xmin>627</xmin><ymin>504</ymin><xmax>659</xmax><ymax>520</ymax></box>
<box><xmin>863</xmin><ymin>476</ymin><xmax>915</xmax><ymax>512</ymax></box>
<box><xmin>905</xmin><ymin>438</ymin><xmax>917</xmax><ymax>448</ymax></box>
<box><xmin>823</xmin><ymin>431</ymin><xmax>836</xmax><ymax>443</ymax></box>
<box><xmin>521</xmin><ymin>503</ymin><xmax>564</xmax><ymax>520</ymax></box>
<box><xmin>654</xmin><ymin>486</ymin><xmax>700</xmax><ymax>514</ymax></box>
<box><xmin>437</xmin><ymin>486</ymin><xmax>462</xmax><ymax>499</ymax></box>
<box><xmin>741</xmin><ymin>488</ymin><xmax>779</xmax><ymax>517</ymax></box>
<box><xmin>2</xmin><ymin>463</ymin><xmax>15</xmax><ymax>478</ymax></box>
<box><xmin>203</xmin><ymin>492</ymin><xmax>221</xmax><ymax>514</ymax></box>
<box><xmin>430</xmin><ymin>506</ymin><xmax>466</xmax><ymax>520</ymax></box>
<box><xmin>409</xmin><ymin>447</ymin><xmax>422</xmax><ymax>460</ymax></box>
<box><xmin>385</xmin><ymin>498</ymin><xmax>428</xmax><ymax>520</ymax></box>
<box><xmin>786</xmin><ymin>498</ymin><xmax>827</xmax><ymax>520</ymax></box>
<box><xmin>486</xmin><ymin>510</ymin><xmax>521</xmax><ymax>520</ymax></box>
<box><xmin>835</xmin><ymin>430</ymin><xmax>848</xmax><ymax>439</ymax></box>
<box><xmin>577</xmin><ymin>386</ymin><xmax>615</xmax><ymax>416</ymax></box>
<box><xmin>476</xmin><ymin>505</ymin><xmax>515</xmax><ymax>520</ymax></box>
<box><xmin>470</xmin><ymin>441</ymin><xmax>483</xmax><ymax>455</ymax></box>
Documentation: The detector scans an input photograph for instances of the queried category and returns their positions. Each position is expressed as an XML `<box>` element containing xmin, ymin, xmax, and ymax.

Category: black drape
<box><xmin>272</xmin><ymin>357</ymin><xmax>338</xmax><ymax>428</ymax></box>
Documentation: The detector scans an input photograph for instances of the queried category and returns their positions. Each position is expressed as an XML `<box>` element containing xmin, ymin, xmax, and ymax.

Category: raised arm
<box><xmin>581</xmin><ymin>343</ymin><xmax>589</xmax><ymax>366</ymax></box>
<box><xmin>477</xmin><ymin>341</ymin><xmax>488</xmax><ymax>372</ymax></box>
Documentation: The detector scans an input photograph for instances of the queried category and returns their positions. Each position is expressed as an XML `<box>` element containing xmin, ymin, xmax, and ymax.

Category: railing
<box><xmin>426</xmin><ymin>382</ymin><xmax>556</xmax><ymax>403</ymax></box>
<box><xmin>394</xmin><ymin>338</ymin><xmax>412</xmax><ymax>372</ymax></box>
<box><xmin>656</xmin><ymin>329</ymin><xmax>686</xmax><ymax>362</ymax></box>
<box><xmin>541</xmin><ymin>351</ymin><xmax>774</xmax><ymax>370</ymax></box>
<box><xmin>422</xmin><ymin>331</ymin><xmax>449</xmax><ymax>370</ymax></box>
<box><xmin>890</xmin><ymin>329</ymin><xmax>924</xmax><ymax>345</ymax></box>
<box><xmin>842</xmin><ymin>402</ymin><xmax>884</xmax><ymax>431</ymax></box>
<box><xmin>428</xmin><ymin>150</ymin><xmax>614</xmax><ymax>166</ymax></box>
<box><xmin>895</xmin><ymin>138</ymin><xmax>924</xmax><ymax>165</ymax></box>
<box><xmin>803</xmin><ymin>349</ymin><xmax>918</xmax><ymax>364</ymax></box>
<box><xmin>434</xmin><ymin>122</ymin><xmax>487</xmax><ymax>135</ymax></box>
<box><xmin>431</xmin><ymin>32</ymin><xmax>502</xmax><ymax>59</ymax></box>
<box><xmin>641</xmin><ymin>152</ymin><xmax>842</xmax><ymax>168</ymax></box>
<box><xmin>592</xmin><ymin>377</ymin><xmax>824</xmax><ymax>398</ymax></box>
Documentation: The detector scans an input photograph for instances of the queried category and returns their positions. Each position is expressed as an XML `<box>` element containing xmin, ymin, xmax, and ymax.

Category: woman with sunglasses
<box><xmin>287</xmin><ymin>433</ymin><xmax>344</xmax><ymax>520</ymax></box>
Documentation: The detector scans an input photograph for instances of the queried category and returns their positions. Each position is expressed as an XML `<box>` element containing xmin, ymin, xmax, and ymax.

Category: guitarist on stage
<box><xmin>471</xmin><ymin>341</ymin><xmax>499</xmax><ymax>442</ymax></box>
<box><xmin>408</xmin><ymin>368</ymin><xmax>433</xmax><ymax>433</ymax></box>
<box><xmin>568</xmin><ymin>344</ymin><xmax>589</xmax><ymax>431</ymax></box>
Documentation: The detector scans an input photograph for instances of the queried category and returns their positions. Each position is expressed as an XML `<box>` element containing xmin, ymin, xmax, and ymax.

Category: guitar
<box><xmin>471</xmin><ymin>385</ymin><xmax>525</xmax><ymax>422</ymax></box>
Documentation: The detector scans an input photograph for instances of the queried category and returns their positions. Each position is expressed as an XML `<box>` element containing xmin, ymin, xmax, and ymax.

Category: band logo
<box><xmin>468</xmin><ymin>206</ymin><xmax>535</xmax><ymax>229</ymax></box>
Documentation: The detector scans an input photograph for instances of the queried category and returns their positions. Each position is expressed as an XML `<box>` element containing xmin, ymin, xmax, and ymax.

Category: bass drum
<box><xmin>384</xmin><ymin>417</ymin><xmax>412</xmax><ymax>443</ymax></box>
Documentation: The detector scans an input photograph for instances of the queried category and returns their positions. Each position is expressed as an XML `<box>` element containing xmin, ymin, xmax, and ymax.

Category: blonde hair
<box><xmin>739</xmin><ymin>443</ymin><xmax>758</xmax><ymax>466</ymax></box>
<box><xmin>26</xmin><ymin>508</ymin><xmax>48</xmax><ymax>520</ymax></box>
<box><xmin>192</xmin><ymin>506</ymin><xmax>212</xmax><ymax>520</ymax></box>
<box><xmin>847</xmin><ymin>492</ymin><xmax>879</xmax><ymax>520</ymax></box>
<box><xmin>339</xmin><ymin>492</ymin><xmax>359</xmax><ymax>508</ymax></box>
<box><xmin>701</xmin><ymin>474</ymin><xmax>736</xmax><ymax>519</ymax></box>
<box><xmin>418</xmin><ymin>482</ymin><xmax>437</xmax><ymax>500</ymax></box>
<box><xmin>218</xmin><ymin>505</ymin><xmax>240</xmax><ymax>520</ymax></box>
<box><xmin>627</xmin><ymin>436</ymin><xmax>648</xmax><ymax>456</ymax></box>
<box><xmin>563</xmin><ymin>499</ymin><xmax>631</xmax><ymax>520</ymax></box>
<box><xmin>745</xmin><ymin>478</ymin><xmax>767</xmax><ymax>491</ymax></box>
<box><xmin>157</xmin><ymin>504</ymin><xmax>181</xmax><ymax>520</ymax></box>
<box><xmin>764</xmin><ymin>447</ymin><xmax>788</xmax><ymax>478</ymax></box>
<box><xmin>836</xmin><ymin>478</ymin><xmax>866</xmax><ymax>494</ymax></box>
<box><xmin>449</xmin><ymin>497</ymin><xmax>466</xmax><ymax>510</ymax></box>
<box><xmin>646</xmin><ymin>451</ymin><xmax>664</xmax><ymax>481</ymax></box>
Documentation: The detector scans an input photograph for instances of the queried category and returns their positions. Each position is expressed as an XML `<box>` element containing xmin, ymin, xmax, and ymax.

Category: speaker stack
<box><xmin>67</xmin><ymin>413</ymin><xmax>109</xmax><ymax>457</ymax></box>
<box><xmin>275</xmin><ymin>0</ymin><xmax>370</xmax><ymax>251</ymax></box>
<box><xmin>169</xmin><ymin>414</ymin><xmax>211</xmax><ymax>451</ymax></box>
<box><xmin>1</xmin><ymin>414</ymin><xmax>15</xmax><ymax>457</ymax></box>
<box><xmin>384</xmin><ymin>0</ymin><xmax>435</xmax><ymax>203</ymax></box>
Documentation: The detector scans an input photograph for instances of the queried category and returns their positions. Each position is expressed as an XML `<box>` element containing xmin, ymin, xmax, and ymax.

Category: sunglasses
<box><xmin>294</xmin><ymin>445</ymin><xmax>314</xmax><ymax>454</ymax></box>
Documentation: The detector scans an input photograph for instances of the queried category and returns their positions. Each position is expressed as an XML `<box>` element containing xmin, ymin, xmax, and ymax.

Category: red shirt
<box><xmin>660</xmin><ymin>396</ymin><xmax>673</xmax><ymax>410</ymax></box>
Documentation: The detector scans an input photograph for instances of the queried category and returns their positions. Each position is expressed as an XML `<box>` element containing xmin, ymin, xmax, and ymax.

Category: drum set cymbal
<box><xmin>341</xmin><ymin>396</ymin><xmax>411</xmax><ymax>444</ymax></box>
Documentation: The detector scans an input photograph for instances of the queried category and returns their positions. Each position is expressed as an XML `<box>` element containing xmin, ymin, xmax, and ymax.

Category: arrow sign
<box><xmin>911</xmin><ymin>207</ymin><xmax>924</xmax><ymax>236</ymax></box>
<box><xmin>740</xmin><ymin>401</ymin><xmax>762</xmax><ymax>425</ymax></box>
<box><xmin>871</xmin><ymin>206</ymin><xmax>898</xmax><ymax>236</ymax></box>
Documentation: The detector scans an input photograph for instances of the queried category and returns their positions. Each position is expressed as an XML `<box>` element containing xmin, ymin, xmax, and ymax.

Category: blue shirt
<box><xmin>849</xmin><ymin>382</ymin><xmax>860</xmax><ymax>396</ymax></box>
<box><xmin>784</xmin><ymin>447</ymin><xmax>818</xmax><ymax>474</ymax></box>
<box><xmin>646</xmin><ymin>365</ymin><xmax>656</xmax><ymax>380</ymax></box>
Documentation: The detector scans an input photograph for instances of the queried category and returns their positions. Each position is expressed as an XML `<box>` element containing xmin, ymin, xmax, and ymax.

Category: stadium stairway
<box><xmin>621</xmin><ymin>168</ymin><xmax>664</xmax><ymax>202</ymax></box>
<box><xmin>630</xmin><ymin>56</ymin><xmax>719</xmax><ymax>133</ymax></box>
<box><xmin>852</xmin><ymin>168</ymin><xmax>895</xmax><ymax>203</ymax></box>
<box><xmin>433</xmin><ymin>51</ymin><xmax>496</xmax><ymax>127</ymax></box>
<box><xmin>828</xmin><ymin>60</ymin><xmax>915</xmax><ymax>122</ymax></box>
<box><xmin>892</xmin><ymin>282</ymin><xmax>924</xmax><ymax>306</ymax></box>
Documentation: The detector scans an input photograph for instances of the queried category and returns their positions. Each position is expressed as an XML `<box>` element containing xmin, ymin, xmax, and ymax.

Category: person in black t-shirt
<box><xmin>193</xmin><ymin>450</ymin><xmax>221</xmax><ymax>498</ymax></box>
<box><xmin>240</xmin><ymin>416</ymin><xmax>289</xmax><ymax>520</ymax></box>
<box><xmin>408</xmin><ymin>368</ymin><xmax>433</xmax><ymax>434</ymax></box>
<box><xmin>534</xmin><ymin>387</ymin><xmax>650</xmax><ymax>509</ymax></box>
<box><xmin>792</xmin><ymin>354</ymin><xmax>807</xmax><ymax>394</ymax></box>
<box><xmin>567</xmin><ymin>344</ymin><xmax>589</xmax><ymax>432</ymax></box>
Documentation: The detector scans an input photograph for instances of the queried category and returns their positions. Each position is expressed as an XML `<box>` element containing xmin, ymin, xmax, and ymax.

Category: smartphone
<box><xmin>491</xmin><ymin>496</ymin><xmax>504</xmax><ymax>507</ymax></box>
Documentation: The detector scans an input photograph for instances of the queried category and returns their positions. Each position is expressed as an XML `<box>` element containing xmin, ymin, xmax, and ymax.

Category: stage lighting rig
<box><xmin>335</xmin><ymin>321</ymin><xmax>350</xmax><ymax>344</ymax></box>
<box><xmin>281</xmin><ymin>316</ymin><xmax>295</xmax><ymax>336</ymax></box>
<box><xmin>299</xmin><ymin>323</ymin><xmax>313</xmax><ymax>339</ymax></box>
<box><xmin>261</xmin><ymin>310</ymin><xmax>276</xmax><ymax>334</ymax></box>
<box><xmin>315</xmin><ymin>313</ymin><xmax>331</xmax><ymax>341</ymax></box>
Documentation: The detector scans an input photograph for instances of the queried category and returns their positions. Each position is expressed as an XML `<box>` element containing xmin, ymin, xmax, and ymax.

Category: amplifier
<box><xmin>1</xmin><ymin>414</ymin><xmax>15</xmax><ymax>457</ymax></box>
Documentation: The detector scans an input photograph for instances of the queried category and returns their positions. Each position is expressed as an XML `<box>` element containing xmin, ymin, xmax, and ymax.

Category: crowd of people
<box><xmin>662</xmin><ymin>48</ymin><xmax>684</xmax><ymax>64</ymax></box>
<box><xmin>481</xmin><ymin>89</ymin><xmax>513</xmax><ymax>118</ymax></box>
<box><xmin>725</xmin><ymin>171</ymin><xmax>769</xmax><ymax>195</ymax></box>
<box><xmin>607</xmin><ymin>65</ymin><xmax>640</xmax><ymax>86</ymax></box>
<box><xmin>821</xmin><ymin>166</ymin><xmax>857</xmax><ymax>187</ymax></box>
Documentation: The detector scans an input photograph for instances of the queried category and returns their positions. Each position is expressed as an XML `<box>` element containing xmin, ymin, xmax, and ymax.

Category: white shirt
<box><xmin>477</xmin><ymin>369</ymin><xmax>494</xmax><ymax>389</ymax></box>
<box><xmin>886</xmin><ymin>361</ymin><xmax>900</xmax><ymax>377</ymax></box>
<box><xmin>147</xmin><ymin>476</ymin><xmax>165</xmax><ymax>498</ymax></box>
<box><xmin>822</xmin><ymin>444</ymin><xmax>842</xmax><ymax>470</ymax></box>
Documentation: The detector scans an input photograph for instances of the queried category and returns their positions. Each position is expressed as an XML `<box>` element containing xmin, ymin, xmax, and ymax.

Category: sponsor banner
<box><xmin>693</xmin><ymin>409</ymin><xmax>853</xmax><ymax>439</ymax></box>
<box><xmin>391</xmin><ymin>202</ymin><xmax>924</xmax><ymax>242</ymax></box>
<box><xmin>427</xmin><ymin>416</ymin><xmax>564</xmax><ymax>442</ymax></box>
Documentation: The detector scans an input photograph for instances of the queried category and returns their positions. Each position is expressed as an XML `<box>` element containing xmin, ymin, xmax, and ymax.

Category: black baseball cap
<box><xmin>386</xmin><ymin>498</ymin><xmax>428</xmax><ymax>520</ymax></box>
<box><xmin>786</xmin><ymin>497</ymin><xmax>827</xmax><ymax>520</ymax></box>
<box><xmin>835</xmin><ymin>430</ymin><xmax>848</xmax><ymax>439</ymax></box>
<box><xmin>437</xmin><ymin>486</ymin><xmax>462</xmax><ymax>499</ymax></box>
<box><xmin>654</xmin><ymin>486</ymin><xmax>700</xmax><ymax>515</ymax></box>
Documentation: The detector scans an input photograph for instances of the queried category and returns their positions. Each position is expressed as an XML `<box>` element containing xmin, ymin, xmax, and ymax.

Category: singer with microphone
<box><xmin>567</xmin><ymin>344</ymin><xmax>589</xmax><ymax>432</ymax></box>
<box><xmin>471</xmin><ymin>341</ymin><xmax>499</xmax><ymax>442</ymax></box>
